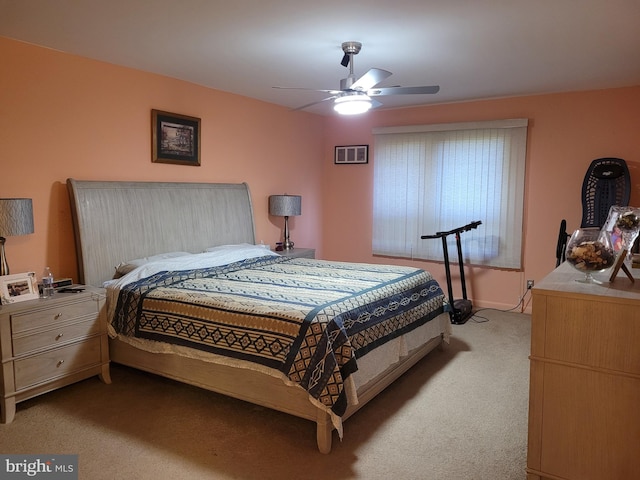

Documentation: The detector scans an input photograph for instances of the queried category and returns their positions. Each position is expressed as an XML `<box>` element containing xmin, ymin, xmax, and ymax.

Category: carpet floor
<box><xmin>1</xmin><ymin>309</ymin><xmax>531</xmax><ymax>480</ymax></box>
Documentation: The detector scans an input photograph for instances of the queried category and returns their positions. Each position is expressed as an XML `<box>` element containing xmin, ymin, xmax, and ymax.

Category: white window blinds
<box><xmin>372</xmin><ymin>119</ymin><xmax>528</xmax><ymax>269</ymax></box>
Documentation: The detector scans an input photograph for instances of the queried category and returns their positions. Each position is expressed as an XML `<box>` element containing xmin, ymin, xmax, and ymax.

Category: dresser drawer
<box><xmin>11</xmin><ymin>301</ymin><xmax>99</xmax><ymax>334</ymax></box>
<box><xmin>13</xmin><ymin>337</ymin><xmax>102</xmax><ymax>390</ymax></box>
<box><xmin>12</xmin><ymin>317</ymin><xmax>101</xmax><ymax>356</ymax></box>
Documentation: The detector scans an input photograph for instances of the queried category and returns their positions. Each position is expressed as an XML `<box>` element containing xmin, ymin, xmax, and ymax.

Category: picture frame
<box><xmin>151</xmin><ymin>109</ymin><xmax>201</xmax><ymax>166</ymax></box>
<box><xmin>603</xmin><ymin>205</ymin><xmax>640</xmax><ymax>252</ymax></box>
<box><xmin>603</xmin><ymin>205</ymin><xmax>640</xmax><ymax>283</ymax></box>
<box><xmin>335</xmin><ymin>145</ymin><xmax>368</xmax><ymax>164</ymax></box>
<box><xmin>0</xmin><ymin>272</ymin><xmax>39</xmax><ymax>305</ymax></box>
<box><xmin>609</xmin><ymin>251</ymin><xmax>634</xmax><ymax>283</ymax></box>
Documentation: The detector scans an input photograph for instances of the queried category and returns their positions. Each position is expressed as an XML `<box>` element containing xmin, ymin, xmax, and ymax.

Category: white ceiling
<box><xmin>2</xmin><ymin>0</ymin><xmax>640</xmax><ymax>115</ymax></box>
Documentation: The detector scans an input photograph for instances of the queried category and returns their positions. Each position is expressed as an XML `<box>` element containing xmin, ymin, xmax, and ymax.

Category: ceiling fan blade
<box><xmin>367</xmin><ymin>85</ymin><xmax>440</xmax><ymax>96</ymax></box>
<box><xmin>291</xmin><ymin>95</ymin><xmax>339</xmax><ymax>111</ymax></box>
<box><xmin>273</xmin><ymin>86</ymin><xmax>341</xmax><ymax>95</ymax></box>
<box><xmin>350</xmin><ymin>68</ymin><xmax>393</xmax><ymax>91</ymax></box>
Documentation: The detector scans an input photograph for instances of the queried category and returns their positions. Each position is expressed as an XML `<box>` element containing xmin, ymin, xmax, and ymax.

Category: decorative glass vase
<box><xmin>565</xmin><ymin>227</ymin><xmax>616</xmax><ymax>283</ymax></box>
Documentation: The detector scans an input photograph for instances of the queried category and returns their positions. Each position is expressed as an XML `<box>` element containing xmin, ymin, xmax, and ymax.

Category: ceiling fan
<box><xmin>274</xmin><ymin>41</ymin><xmax>440</xmax><ymax>114</ymax></box>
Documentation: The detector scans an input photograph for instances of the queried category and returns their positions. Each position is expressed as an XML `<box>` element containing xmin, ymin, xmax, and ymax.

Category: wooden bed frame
<box><xmin>66</xmin><ymin>178</ymin><xmax>448</xmax><ymax>453</ymax></box>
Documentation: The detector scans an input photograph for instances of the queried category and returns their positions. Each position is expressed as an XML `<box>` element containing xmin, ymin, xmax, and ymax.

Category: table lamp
<box><xmin>269</xmin><ymin>194</ymin><xmax>301</xmax><ymax>250</ymax></box>
<box><xmin>0</xmin><ymin>198</ymin><xmax>35</xmax><ymax>275</ymax></box>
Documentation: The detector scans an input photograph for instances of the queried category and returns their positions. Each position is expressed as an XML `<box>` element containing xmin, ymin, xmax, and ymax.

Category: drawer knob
<box><xmin>55</xmin><ymin>333</ymin><xmax>64</xmax><ymax>340</ymax></box>
<box><xmin>56</xmin><ymin>359</ymin><xmax>65</xmax><ymax>367</ymax></box>
<box><xmin>54</xmin><ymin>313</ymin><xmax>62</xmax><ymax>320</ymax></box>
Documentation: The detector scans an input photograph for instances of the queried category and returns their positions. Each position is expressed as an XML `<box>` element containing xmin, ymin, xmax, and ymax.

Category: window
<box><xmin>372</xmin><ymin>119</ymin><xmax>528</xmax><ymax>269</ymax></box>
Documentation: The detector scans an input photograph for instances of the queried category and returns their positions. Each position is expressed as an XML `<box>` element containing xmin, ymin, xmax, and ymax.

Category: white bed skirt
<box><xmin>109</xmin><ymin>313</ymin><xmax>450</xmax><ymax>401</ymax></box>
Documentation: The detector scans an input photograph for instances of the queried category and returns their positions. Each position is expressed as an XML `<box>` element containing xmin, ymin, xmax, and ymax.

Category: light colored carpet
<box><xmin>0</xmin><ymin>310</ymin><xmax>530</xmax><ymax>480</ymax></box>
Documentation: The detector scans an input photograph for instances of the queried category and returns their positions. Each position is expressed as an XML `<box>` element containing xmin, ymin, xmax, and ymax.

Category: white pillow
<box><xmin>114</xmin><ymin>252</ymin><xmax>192</xmax><ymax>278</ymax></box>
<box><xmin>204</xmin><ymin>243</ymin><xmax>272</xmax><ymax>254</ymax></box>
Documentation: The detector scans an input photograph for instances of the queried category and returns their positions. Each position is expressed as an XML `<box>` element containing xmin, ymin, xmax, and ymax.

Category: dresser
<box><xmin>0</xmin><ymin>286</ymin><xmax>110</xmax><ymax>423</ymax></box>
<box><xmin>527</xmin><ymin>262</ymin><xmax>640</xmax><ymax>480</ymax></box>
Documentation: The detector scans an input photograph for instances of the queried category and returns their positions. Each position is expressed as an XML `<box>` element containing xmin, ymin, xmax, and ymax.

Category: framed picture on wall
<box><xmin>151</xmin><ymin>109</ymin><xmax>201</xmax><ymax>166</ymax></box>
<box><xmin>0</xmin><ymin>272</ymin><xmax>39</xmax><ymax>304</ymax></box>
<box><xmin>334</xmin><ymin>145</ymin><xmax>368</xmax><ymax>164</ymax></box>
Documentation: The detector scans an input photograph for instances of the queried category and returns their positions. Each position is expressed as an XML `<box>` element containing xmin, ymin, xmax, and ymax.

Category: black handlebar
<box><xmin>421</xmin><ymin>220</ymin><xmax>482</xmax><ymax>239</ymax></box>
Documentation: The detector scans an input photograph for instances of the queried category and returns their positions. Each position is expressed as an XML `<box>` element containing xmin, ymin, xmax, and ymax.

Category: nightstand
<box><xmin>275</xmin><ymin>248</ymin><xmax>316</xmax><ymax>259</ymax></box>
<box><xmin>0</xmin><ymin>286</ymin><xmax>110</xmax><ymax>423</ymax></box>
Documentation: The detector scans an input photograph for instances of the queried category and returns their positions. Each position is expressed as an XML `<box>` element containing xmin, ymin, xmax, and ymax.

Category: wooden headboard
<box><xmin>67</xmin><ymin>179</ymin><xmax>256</xmax><ymax>287</ymax></box>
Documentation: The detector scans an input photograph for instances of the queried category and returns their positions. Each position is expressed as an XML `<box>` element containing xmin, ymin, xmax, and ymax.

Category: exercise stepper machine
<box><xmin>421</xmin><ymin>220</ymin><xmax>482</xmax><ymax>325</ymax></box>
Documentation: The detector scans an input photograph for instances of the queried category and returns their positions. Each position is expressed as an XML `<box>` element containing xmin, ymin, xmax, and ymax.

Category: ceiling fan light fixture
<box><xmin>333</xmin><ymin>94</ymin><xmax>372</xmax><ymax>115</ymax></box>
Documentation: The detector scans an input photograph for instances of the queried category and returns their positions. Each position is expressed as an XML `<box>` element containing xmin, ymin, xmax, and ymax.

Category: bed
<box><xmin>66</xmin><ymin>178</ymin><xmax>451</xmax><ymax>453</ymax></box>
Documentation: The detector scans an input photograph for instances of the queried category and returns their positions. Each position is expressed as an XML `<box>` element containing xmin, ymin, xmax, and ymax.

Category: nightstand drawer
<box><xmin>12</xmin><ymin>317</ymin><xmax>101</xmax><ymax>356</ymax></box>
<box><xmin>11</xmin><ymin>301</ymin><xmax>98</xmax><ymax>334</ymax></box>
<box><xmin>14</xmin><ymin>337</ymin><xmax>102</xmax><ymax>390</ymax></box>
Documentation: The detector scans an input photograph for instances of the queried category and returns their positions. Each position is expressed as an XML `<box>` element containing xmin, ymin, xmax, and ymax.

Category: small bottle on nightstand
<box><xmin>42</xmin><ymin>267</ymin><xmax>54</xmax><ymax>298</ymax></box>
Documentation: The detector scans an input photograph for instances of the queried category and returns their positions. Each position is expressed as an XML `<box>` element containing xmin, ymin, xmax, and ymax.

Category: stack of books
<box><xmin>37</xmin><ymin>277</ymin><xmax>73</xmax><ymax>295</ymax></box>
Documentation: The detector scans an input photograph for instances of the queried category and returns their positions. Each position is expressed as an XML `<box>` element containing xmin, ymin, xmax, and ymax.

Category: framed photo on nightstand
<box><xmin>0</xmin><ymin>272</ymin><xmax>39</xmax><ymax>304</ymax></box>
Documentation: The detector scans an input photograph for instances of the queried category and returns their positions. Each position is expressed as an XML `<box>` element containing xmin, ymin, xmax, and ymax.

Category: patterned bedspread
<box><xmin>112</xmin><ymin>255</ymin><xmax>445</xmax><ymax>416</ymax></box>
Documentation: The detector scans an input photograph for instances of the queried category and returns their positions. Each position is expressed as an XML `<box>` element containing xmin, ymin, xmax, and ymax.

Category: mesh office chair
<box><xmin>556</xmin><ymin>219</ymin><xmax>569</xmax><ymax>267</ymax></box>
<box><xmin>580</xmin><ymin>157</ymin><xmax>630</xmax><ymax>228</ymax></box>
<box><xmin>556</xmin><ymin>158</ymin><xmax>630</xmax><ymax>266</ymax></box>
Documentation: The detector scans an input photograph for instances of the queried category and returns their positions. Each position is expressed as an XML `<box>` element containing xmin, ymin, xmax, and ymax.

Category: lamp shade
<box><xmin>334</xmin><ymin>94</ymin><xmax>373</xmax><ymax>115</ymax></box>
<box><xmin>0</xmin><ymin>198</ymin><xmax>34</xmax><ymax>237</ymax></box>
<box><xmin>269</xmin><ymin>195</ymin><xmax>301</xmax><ymax>217</ymax></box>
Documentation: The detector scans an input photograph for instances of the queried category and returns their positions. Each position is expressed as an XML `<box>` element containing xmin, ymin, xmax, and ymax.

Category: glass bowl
<box><xmin>565</xmin><ymin>227</ymin><xmax>616</xmax><ymax>283</ymax></box>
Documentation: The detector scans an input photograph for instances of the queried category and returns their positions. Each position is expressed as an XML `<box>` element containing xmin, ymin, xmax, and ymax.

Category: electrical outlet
<box><xmin>527</xmin><ymin>279</ymin><xmax>534</xmax><ymax>289</ymax></box>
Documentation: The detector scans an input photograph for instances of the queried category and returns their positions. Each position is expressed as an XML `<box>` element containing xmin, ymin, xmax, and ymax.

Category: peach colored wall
<box><xmin>3</xmin><ymin>35</ymin><xmax>640</xmax><ymax>313</ymax></box>
<box><xmin>0</xmin><ymin>37</ymin><xmax>324</xmax><ymax>283</ymax></box>
<box><xmin>322</xmin><ymin>87</ymin><xmax>640</xmax><ymax>311</ymax></box>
